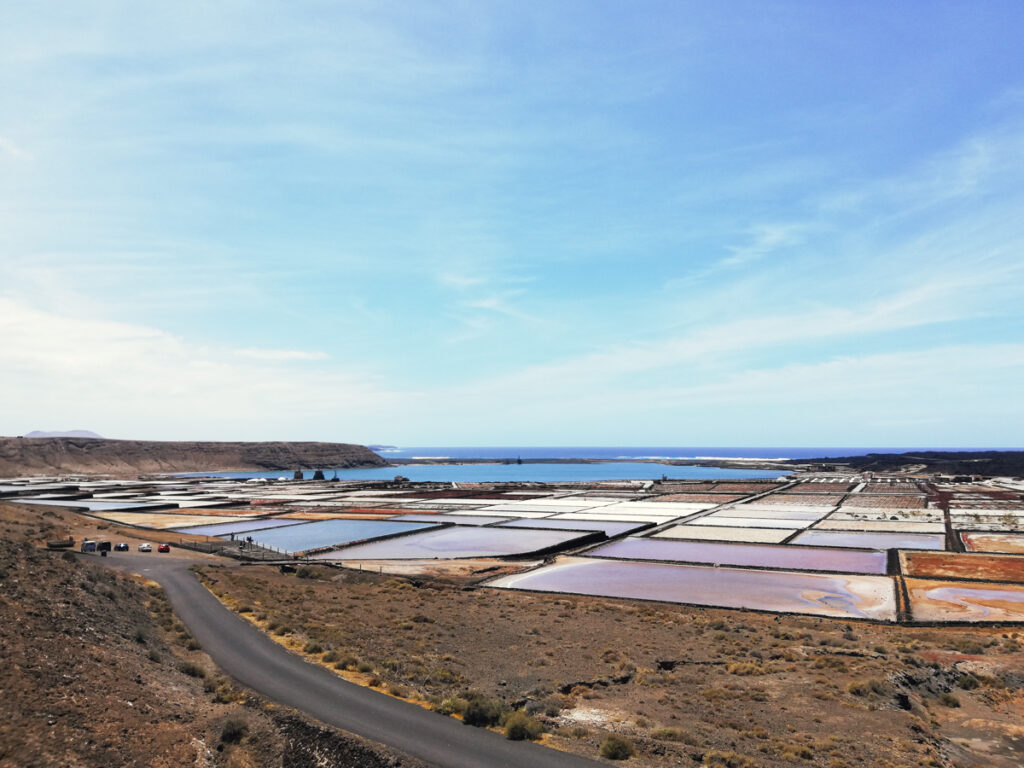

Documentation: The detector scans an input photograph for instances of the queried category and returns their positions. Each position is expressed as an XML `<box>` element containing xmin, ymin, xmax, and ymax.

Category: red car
<box><xmin>157</xmin><ymin>543</ymin><xmax>171</xmax><ymax>553</ymax></box>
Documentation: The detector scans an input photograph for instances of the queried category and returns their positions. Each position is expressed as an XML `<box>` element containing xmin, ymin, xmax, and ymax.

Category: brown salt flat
<box><xmin>906</xmin><ymin>578</ymin><xmax>1024</xmax><ymax>622</ymax></box>
<box><xmin>961</xmin><ymin>532</ymin><xmax>1024</xmax><ymax>554</ymax></box>
<box><xmin>901</xmin><ymin>551</ymin><xmax>1024</xmax><ymax>583</ymax></box>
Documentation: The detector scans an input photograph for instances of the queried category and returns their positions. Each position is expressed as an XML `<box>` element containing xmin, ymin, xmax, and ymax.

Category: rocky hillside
<box><xmin>0</xmin><ymin>501</ymin><xmax>429</xmax><ymax>768</ymax></box>
<box><xmin>0</xmin><ymin>437</ymin><xmax>388</xmax><ymax>476</ymax></box>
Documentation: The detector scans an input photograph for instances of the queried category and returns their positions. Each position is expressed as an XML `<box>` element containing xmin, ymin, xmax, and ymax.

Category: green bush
<box><xmin>600</xmin><ymin>734</ymin><xmax>634</xmax><ymax>760</ymax></box>
<box><xmin>651</xmin><ymin>728</ymin><xmax>698</xmax><ymax>745</ymax></box>
<box><xmin>462</xmin><ymin>695</ymin><xmax>504</xmax><ymax>727</ymax></box>
<box><xmin>956</xmin><ymin>674</ymin><xmax>980</xmax><ymax>690</ymax></box>
<box><xmin>938</xmin><ymin>692</ymin><xmax>960</xmax><ymax>708</ymax></box>
<box><xmin>846</xmin><ymin>678</ymin><xmax>888</xmax><ymax>697</ymax></box>
<box><xmin>179</xmin><ymin>661</ymin><xmax>206</xmax><ymax>678</ymax></box>
<box><xmin>220</xmin><ymin>718</ymin><xmax>248</xmax><ymax>743</ymax></box>
<box><xmin>503</xmin><ymin>711</ymin><xmax>544</xmax><ymax>741</ymax></box>
<box><xmin>702</xmin><ymin>751</ymin><xmax>754</xmax><ymax>768</ymax></box>
<box><xmin>434</xmin><ymin>696</ymin><xmax>469</xmax><ymax>716</ymax></box>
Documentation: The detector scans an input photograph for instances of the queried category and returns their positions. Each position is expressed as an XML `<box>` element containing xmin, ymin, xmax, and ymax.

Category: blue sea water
<box><xmin>184</xmin><ymin>446</ymin><xmax>1001</xmax><ymax>483</ymax></box>
<box><xmin>194</xmin><ymin>462</ymin><xmax>785</xmax><ymax>482</ymax></box>
<box><xmin>376</xmin><ymin>446</ymin><xmax>980</xmax><ymax>460</ymax></box>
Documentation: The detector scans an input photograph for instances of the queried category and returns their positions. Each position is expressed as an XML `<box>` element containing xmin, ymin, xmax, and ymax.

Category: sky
<box><xmin>2</xmin><ymin>1</ymin><xmax>1024</xmax><ymax>447</ymax></box>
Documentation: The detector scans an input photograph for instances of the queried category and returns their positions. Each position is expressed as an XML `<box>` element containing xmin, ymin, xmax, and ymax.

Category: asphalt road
<box><xmin>102</xmin><ymin>553</ymin><xmax>605</xmax><ymax>768</ymax></box>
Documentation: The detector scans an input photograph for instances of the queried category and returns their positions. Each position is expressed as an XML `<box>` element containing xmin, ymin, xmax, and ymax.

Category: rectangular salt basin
<box><xmin>389</xmin><ymin>514</ymin><xmax>513</xmax><ymax>526</ymax></box>
<box><xmin>454</xmin><ymin>509</ymin><xmax>554</xmax><ymax>519</ymax></box>
<box><xmin>734</xmin><ymin>503</ymin><xmax>837</xmax><ymax>514</ymax></box>
<box><xmin>16</xmin><ymin>498</ymin><xmax>171</xmax><ymax>512</ymax></box>
<box><xmin>248</xmin><ymin>520</ymin><xmax>437</xmax><ymax>554</ymax></box>
<box><xmin>831</xmin><ymin>509</ymin><xmax>944</xmax><ymax>523</ymax></box>
<box><xmin>792</xmin><ymin>530</ymin><xmax>945</xmax><ymax>551</ymax></box>
<box><xmin>654</xmin><ymin>525</ymin><xmax>796</xmax><ymax>544</ymax></box>
<box><xmin>93</xmin><ymin>512</ymin><xmax>252</xmax><ymax>529</ymax></box>
<box><xmin>901</xmin><ymin>551</ymin><xmax>1024</xmax><ymax>583</ymax></box>
<box><xmin>590</xmin><ymin>538</ymin><xmax>888</xmax><ymax>574</ymax></box>
<box><xmin>815</xmin><ymin>520</ymin><xmax>946</xmax><ymax>533</ymax></box>
<box><xmin>488</xmin><ymin>558</ymin><xmax>896</xmax><ymax>621</ymax></box>
<box><xmin>961</xmin><ymin>533</ymin><xmax>1024</xmax><ymax>554</ymax></box>
<box><xmin>172</xmin><ymin>518</ymin><xmax>301</xmax><ymax>537</ymax></box>
<box><xmin>174</xmin><ymin>507</ymin><xmax>268</xmax><ymax>516</ymax></box>
<box><xmin>276</xmin><ymin>512</ymin><xmax>395</xmax><ymax>520</ymax></box>
<box><xmin>479</xmin><ymin>504</ymin><xmax>588</xmax><ymax>514</ymax></box>
<box><xmin>712</xmin><ymin>508</ymin><xmax>827</xmax><ymax>521</ymax></box>
<box><xmin>599</xmin><ymin>502</ymin><xmax>715</xmax><ymax>513</ymax></box>
<box><xmin>697</xmin><ymin>515</ymin><xmax>815</xmax><ymax>529</ymax></box>
<box><xmin>550</xmin><ymin>512</ymin><xmax>678</xmax><ymax>524</ymax></box>
<box><xmin>497</xmin><ymin>519</ymin><xmax>652</xmax><ymax>538</ymax></box>
<box><xmin>906</xmin><ymin>578</ymin><xmax>1024</xmax><ymax>622</ymax></box>
<box><xmin>313</xmin><ymin>526</ymin><xmax>596</xmax><ymax>560</ymax></box>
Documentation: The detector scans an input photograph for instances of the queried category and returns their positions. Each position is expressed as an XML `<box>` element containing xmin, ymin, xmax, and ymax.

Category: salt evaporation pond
<box><xmin>488</xmin><ymin>558</ymin><xmax>897</xmax><ymax>620</ymax></box>
<box><xmin>95</xmin><ymin>512</ymin><xmax>252</xmax><ymax>529</ymax></box>
<box><xmin>590</xmin><ymin>538</ymin><xmax>888</xmax><ymax>574</ymax></box>
<box><xmin>389</xmin><ymin>513</ymin><xmax>512</xmax><ymax>526</ymax></box>
<box><xmin>816</xmin><ymin>520</ymin><xmax>945</xmax><ymax>533</ymax></box>
<box><xmin>906</xmin><ymin>578</ymin><xmax>1024</xmax><ymax>622</ymax></box>
<box><xmin>716</xmin><ymin>508</ymin><xmax>827</xmax><ymax>521</ymax></box>
<box><xmin>655</xmin><ymin>524</ymin><xmax>796</xmax><ymax>543</ymax></box>
<box><xmin>246</xmin><ymin>519</ymin><xmax>437</xmax><ymax>554</ymax></box>
<box><xmin>497</xmin><ymin>519</ymin><xmax>651</xmax><ymax>537</ymax></box>
<box><xmin>698</xmin><ymin>515</ymin><xmax>816</xmax><ymax>529</ymax></box>
<box><xmin>172</xmin><ymin>518</ymin><xmax>302</xmax><ymax>537</ymax></box>
<box><xmin>961</xmin><ymin>532</ymin><xmax>1024</xmax><ymax>554</ymax></box>
<box><xmin>313</xmin><ymin>526</ymin><xmax>596</xmax><ymax>560</ymax></box>
<box><xmin>793</xmin><ymin>530</ymin><xmax>945</xmax><ymax>550</ymax></box>
<box><xmin>16</xmin><ymin>498</ymin><xmax>170</xmax><ymax>512</ymax></box>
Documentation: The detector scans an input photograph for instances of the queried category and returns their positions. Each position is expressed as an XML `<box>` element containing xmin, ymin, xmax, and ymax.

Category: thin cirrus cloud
<box><xmin>1</xmin><ymin>3</ymin><xmax>1023</xmax><ymax>444</ymax></box>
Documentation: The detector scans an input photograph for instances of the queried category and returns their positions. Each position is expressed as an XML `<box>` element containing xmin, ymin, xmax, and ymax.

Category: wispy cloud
<box><xmin>0</xmin><ymin>136</ymin><xmax>31</xmax><ymax>160</ymax></box>
<box><xmin>720</xmin><ymin>223</ymin><xmax>804</xmax><ymax>267</ymax></box>
<box><xmin>0</xmin><ymin>298</ymin><xmax>403</xmax><ymax>440</ymax></box>
<box><xmin>234</xmin><ymin>348</ymin><xmax>329</xmax><ymax>362</ymax></box>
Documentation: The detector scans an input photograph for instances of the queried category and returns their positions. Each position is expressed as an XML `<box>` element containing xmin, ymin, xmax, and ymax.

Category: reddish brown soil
<box><xmin>0</xmin><ymin>501</ymin><xmax>428</xmax><ymax>768</ymax></box>
<box><xmin>200</xmin><ymin>560</ymin><xmax>1024</xmax><ymax>768</ymax></box>
<box><xmin>902</xmin><ymin>552</ymin><xmax>1024</xmax><ymax>583</ymax></box>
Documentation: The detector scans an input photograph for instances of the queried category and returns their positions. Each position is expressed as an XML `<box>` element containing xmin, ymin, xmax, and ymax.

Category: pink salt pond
<box><xmin>589</xmin><ymin>538</ymin><xmax>887</xmax><ymax>574</ymax></box>
<box><xmin>791</xmin><ymin>530</ymin><xmax>945</xmax><ymax>551</ymax></box>
<box><xmin>487</xmin><ymin>558</ymin><xmax>897</xmax><ymax>621</ymax></box>
<box><xmin>906</xmin><ymin>579</ymin><xmax>1024</xmax><ymax>622</ymax></box>
<box><xmin>312</xmin><ymin>526</ymin><xmax>597</xmax><ymax>560</ymax></box>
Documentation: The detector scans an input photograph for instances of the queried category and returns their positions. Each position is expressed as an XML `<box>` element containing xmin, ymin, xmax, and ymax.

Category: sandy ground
<box><xmin>199</xmin><ymin>558</ymin><xmax>1024</xmax><ymax>767</ymax></box>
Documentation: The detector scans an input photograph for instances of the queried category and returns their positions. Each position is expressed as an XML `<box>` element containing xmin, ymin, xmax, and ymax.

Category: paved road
<box><xmin>102</xmin><ymin>553</ymin><xmax>605</xmax><ymax>768</ymax></box>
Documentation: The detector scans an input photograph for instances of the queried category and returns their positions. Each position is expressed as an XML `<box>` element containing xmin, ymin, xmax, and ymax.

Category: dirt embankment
<box><xmin>0</xmin><ymin>501</ymin><xmax>427</xmax><ymax>768</ymax></box>
<box><xmin>0</xmin><ymin>437</ymin><xmax>388</xmax><ymax>476</ymax></box>
<box><xmin>200</xmin><ymin>563</ymin><xmax>1024</xmax><ymax>768</ymax></box>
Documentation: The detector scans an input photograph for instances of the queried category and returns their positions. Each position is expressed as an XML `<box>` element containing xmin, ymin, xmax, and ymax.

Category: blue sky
<box><xmin>2</xmin><ymin>1</ymin><xmax>1023</xmax><ymax>446</ymax></box>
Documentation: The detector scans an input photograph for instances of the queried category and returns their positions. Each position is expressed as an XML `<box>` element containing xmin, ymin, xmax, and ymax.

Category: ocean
<box><xmin>374</xmin><ymin>446</ymin><xmax>967</xmax><ymax>461</ymax></box>
<box><xmin>188</xmin><ymin>446</ymin><xmax>979</xmax><ymax>483</ymax></box>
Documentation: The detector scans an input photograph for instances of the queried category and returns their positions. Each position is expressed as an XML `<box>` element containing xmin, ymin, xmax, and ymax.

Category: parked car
<box><xmin>80</xmin><ymin>540</ymin><xmax>97</xmax><ymax>553</ymax></box>
<box><xmin>157</xmin><ymin>543</ymin><xmax>171</xmax><ymax>553</ymax></box>
<box><xmin>138</xmin><ymin>543</ymin><xmax>152</xmax><ymax>552</ymax></box>
<box><xmin>114</xmin><ymin>542</ymin><xmax>129</xmax><ymax>552</ymax></box>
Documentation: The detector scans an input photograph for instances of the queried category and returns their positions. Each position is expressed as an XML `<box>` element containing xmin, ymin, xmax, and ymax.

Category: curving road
<box><xmin>103</xmin><ymin>553</ymin><xmax>605</xmax><ymax>768</ymax></box>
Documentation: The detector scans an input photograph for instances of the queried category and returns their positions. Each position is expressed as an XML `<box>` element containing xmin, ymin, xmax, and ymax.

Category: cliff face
<box><xmin>0</xmin><ymin>437</ymin><xmax>388</xmax><ymax>476</ymax></box>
